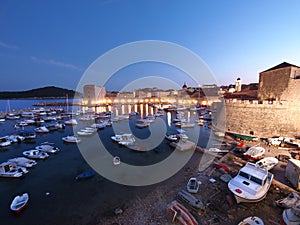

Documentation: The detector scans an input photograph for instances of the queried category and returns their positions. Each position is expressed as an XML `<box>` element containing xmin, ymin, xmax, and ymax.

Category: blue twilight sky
<box><xmin>0</xmin><ymin>0</ymin><xmax>300</xmax><ymax>92</ymax></box>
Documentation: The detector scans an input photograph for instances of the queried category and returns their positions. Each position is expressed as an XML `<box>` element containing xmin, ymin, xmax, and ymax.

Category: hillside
<box><xmin>0</xmin><ymin>86</ymin><xmax>82</xmax><ymax>99</ymax></box>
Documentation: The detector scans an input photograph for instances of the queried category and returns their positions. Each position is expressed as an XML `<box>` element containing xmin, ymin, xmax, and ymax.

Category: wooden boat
<box><xmin>243</xmin><ymin>146</ymin><xmax>265</xmax><ymax>160</ymax></box>
<box><xmin>228</xmin><ymin>162</ymin><xmax>273</xmax><ymax>204</ymax></box>
<box><xmin>226</xmin><ymin>131</ymin><xmax>259</xmax><ymax>141</ymax></box>
<box><xmin>238</xmin><ymin>216</ymin><xmax>264</xmax><ymax>225</ymax></box>
<box><xmin>113</xmin><ymin>156</ymin><xmax>120</xmax><ymax>165</ymax></box>
<box><xmin>177</xmin><ymin>190</ymin><xmax>204</xmax><ymax>211</ymax></box>
<box><xmin>186</xmin><ymin>177</ymin><xmax>199</xmax><ymax>193</ymax></box>
<box><xmin>255</xmin><ymin>157</ymin><xmax>278</xmax><ymax>171</ymax></box>
<box><xmin>75</xmin><ymin>170</ymin><xmax>96</xmax><ymax>180</ymax></box>
<box><xmin>166</xmin><ymin>200</ymin><xmax>198</xmax><ymax>225</ymax></box>
<box><xmin>10</xmin><ymin>193</ymin><xmax>29</xmax><ymax>213</ymax></box>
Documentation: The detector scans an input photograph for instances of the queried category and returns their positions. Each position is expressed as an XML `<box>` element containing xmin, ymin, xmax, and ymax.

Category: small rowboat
<box><xmin>10</xmin><ymin>193</ymin><xmax>29</xmax><ymax>213</ymax></box>
<box><xmin>243</xmin><ymin>146</ymin><xmax>265</xmax><ymax>160</ymax></box>
<box><xmin>166</xmin><ymin>200</ymin><xmax>198</xmax><ymax>225</ymax></box>
<box><xmin>238</xmin><ymin>216</ymin><xmax>264</xmax><ymax>225</ymax></box>
<box><xmin>113</xmin><ymin>156</ymin><xmax>120</xmax><ymax>165</ymax></box>
<box><xmin>75</xmin><ymin>170</ymin><xmax>96</xmax><ymax>180</ymax></box>
<box><xmin>256</xmin><ymin>157</ymin><xmax>278</xmax><ymax>171</ymax></box>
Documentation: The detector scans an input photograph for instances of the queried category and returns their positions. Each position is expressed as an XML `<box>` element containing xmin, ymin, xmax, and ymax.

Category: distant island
<box><xmin>0</xmin><ymin>86</ymin><xmax>82</xmax><ymax>99</ymax></box>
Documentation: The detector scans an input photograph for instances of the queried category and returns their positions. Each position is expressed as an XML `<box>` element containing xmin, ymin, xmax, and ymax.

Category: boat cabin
<box><xmin>238</xmin><ymin>163</ymin><xmax>268</xmax><ymax>187</ymax></box>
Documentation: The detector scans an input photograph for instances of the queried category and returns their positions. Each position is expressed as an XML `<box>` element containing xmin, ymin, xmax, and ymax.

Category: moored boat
<box><xmin>10</xmin><ymin>193</ymin><xmax>29</xmax><ymax>213</ymax></box>
<box><xmin>64</xmin><ymin>119</ymin><xmax>78</xmax><ymax>125</ymax></box>
<box><xmin>62</xmin><ymin>135</ymin><xmax>81</xmax><ymax>143</ymax></box>
<box><xmin>0</xmin><ymin>162</ymin><xmax>23</xmax><ymax>178</ymax></box>
<box><xmin>177</xmin><ymin>190</ymin><xmax>205</xmax><ymax>211</ymax></box>
<box><xmin>113</xmin><ymin>156</ymin><xmax>121</xmax><ymax>165</ymax></box>
<box><xmin>166</xmin><ymin>200</ymin><xmax>198</xmax><ymax>225</ymax></box>
<box><xmin>238</xmin><ymin>216</ymin><xmax>264</xmax><ymax>225</ymax></box>
<box><xmin>75</xmin><ymin>170</ymin><xmax>96</xmax><ymax>180</ymax></box>
<box><xmin>23</xmin><ymin>150</ymin><xmax>49</xmax><ymax>159</ymax></box>
<box><xmin>186</xmin><ymin>177</ymin><xmax>199</xmax><ymax>194</ymax></box>
<box><xmin>34</xmin><ymin>126</ymin><xmax>49</xmax><ymax>133</ymax></box>
<box><xmin>0</xmin><ymin>136</ymin><xmax>11</xmax><ymax>147</ymax></box>
<box><xmin>255</xmin><ymin>157</ymin><xmax>278</xmax><ymax>171</ymax></box>
<box><xmin>228</xmin><ymin>162</ymin><xmax>273</xmax><ymax>204</ymax></box>
<box><xmin>8</xmin><ymin>157</ymin><xmax>37</xmax><ymax>168</ymax></box>
<box><xmin>35</xmin><ymin>144</ymin><xmax>60</xmax><ymax>153</ymax></box>
<box><xmin>243</xmin><ymin>145</ymin><xmax>265</xmax><ymax>160</ymax></box>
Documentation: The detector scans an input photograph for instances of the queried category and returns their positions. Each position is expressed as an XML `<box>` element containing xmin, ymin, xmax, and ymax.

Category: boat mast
<box><xmin>66</xmin><ymin>94</ymin><xmax>69</xmax><ymax>112</ymax></box>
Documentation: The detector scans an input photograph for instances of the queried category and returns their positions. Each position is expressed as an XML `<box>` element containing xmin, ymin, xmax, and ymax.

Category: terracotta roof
<box><xmin>261</xmin><ymin>62</ymin><xmax>300</xmax><ymax>73</ymax></box>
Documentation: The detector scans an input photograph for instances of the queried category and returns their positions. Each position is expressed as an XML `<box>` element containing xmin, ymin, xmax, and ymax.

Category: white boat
<box><xmin>35</xmin><ymin>144</ymin><xmax>60</xmax><ymax>153</ymax></box>
<box><xmin>0</xmin><ymin>162</ymin><xmax>23</xmax><ymax>178</ymax></box>
<box><xmin>228</xmin><ymin>162</ymin><xmax>273</xmax><ymax>204</ymax></box>
<box><xmin>0</xmin><ymin>137</ymin><xmax>11</xmax><ymax>147</ymax></box>
<box><xmin>77</xmin><ymin>130</ymin><xmax>94</xmax><ymax>136</ymax></box>
<box><xmin>243</xmin><ymin>146</ymin><xmax>265</xmax><ymax>160</ymax></box>
<box><xmin>207</xmin><ymin>148</ymin><xmax>229</xmax><ymax>154</ymax></box>
<box><xmin>34</xmin><ymin>126</ymin><xmax>49</xmax><ymax>133</ymax></box>
<box><xmin>111</xmin><ymin>134</ymin><xmax>135</xmax><ymax>145</ymax></box>
<box><xmin>6</xmin><ymin>113</ymin><xmax>20</xmax><ymax>120</ymax></box>
<box><xmin>255</xmin><ymin>157</ymin><xmax>278</xmax><ymax>171</ymax></box>
<box><xmin>165</xmin><ymin>134</ymin><xmax>179</xmax><ymax>142</ymax></box>
<box><xmin>214</xmin><ymin>131</ymin><xmax>225</xmax><ymax>137</ymax></box>
<box><xmin>7</xmin><ymin>135</ymin><xmax>25</xmax><ymax>143</ymax></box>
<box><xmin>46</xmin><ymin>122</ymin><xmax>65</xmax><ymax>131</ymax></box>
<box><xmin>113</xmin><ymin>156</ymin><xmax>121</xmax><ymax>165</ymax></box>
<box><xmin>282</xmin><ymin>207</ymin><xmax>300</xmax><ymax>225</ymax></box>
<box><xmin>177</xmin><ymin>190</ymin><xmax>205</xmax><ymax>210</ymax></box>
<box><xmin>135</xmin><ymin>120</ymin><xmax>149</xmax><ymax>128</ymax></box>
<box><xmin>186</xmin><ymin>177</ymin><xmax>199</xmax><ymax>193</ymax></box>
<box><xmin>180</xmin><ymin>122</ymin><xmax>195</xmax><ymax>128</ymax></box>
<box><xmin>238</xmin><ymin>216</ymin><xmax>264</xmax><ymax>225</ymax></box>
<box><xmin>23</xmin><ymin>150</ymin><xmax>49</xmax><ymax>159</ymax></box>
<box><xmin>64</xmin><ymin>119</ymin><xmax>78</xmax><ymax>125</ymax></box>
<box><xmin>10</xmin><ymin>193</ymin><xmax>29</xmax><ymax>213</ymax></box>
<box><xmin>8</xmin><ymin>157</ymin><xmax>37</xmax><ymax>168</ymax></box>
<box><xmin>62</xmin><ymin>135</ymin><xmax>81</xmax><ymax>143</ymax></box>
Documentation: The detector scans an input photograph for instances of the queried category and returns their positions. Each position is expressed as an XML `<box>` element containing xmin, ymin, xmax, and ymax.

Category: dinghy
<box><xmin>10</xmin><ymin>193</ymin><xmax>29</xmax><ymax>213</ymax></box>
<box><xmin>238</xmin><ymin>216</ymin><xmax>264</xmax><ymax>225</ymax></box>
<box><xmin>113</xmin><ymin>156</ymin><xmax>120</xmax><ymax>165</ymax></box>
<box><xmin>75</xmin><ymin>170</ymin><xmax>96</xmax><ymax>180</ymax></box>
<box><xmin>255</xmin><ymin>157</ymin><xmax>278</xmax><ymax>170</ymax></box>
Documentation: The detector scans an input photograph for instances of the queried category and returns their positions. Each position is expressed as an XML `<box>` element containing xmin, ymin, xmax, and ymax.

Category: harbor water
<box><xmin>0</xmin><ymin>99</ymin><xmax>213</xmax><ymax>225</ymax></box>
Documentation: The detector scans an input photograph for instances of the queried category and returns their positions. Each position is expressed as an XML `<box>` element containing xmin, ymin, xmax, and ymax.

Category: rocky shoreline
<box><xmin>99</xmin><ymin>139</ymin><xmax>298</xmax><ymax>225</ymax></box>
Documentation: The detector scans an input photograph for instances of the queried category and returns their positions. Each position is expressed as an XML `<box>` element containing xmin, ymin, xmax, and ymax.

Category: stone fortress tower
<box><xmin>220</xmin><ymin>62</ymin><xmax>300</xmax><ymax>137</ymax></box>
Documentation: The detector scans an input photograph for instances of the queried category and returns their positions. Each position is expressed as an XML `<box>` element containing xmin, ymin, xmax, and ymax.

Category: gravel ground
<box><xmin>99</xmin><ymin>139</ymin><xmax>299</xmax><ymax>225</ymax></box>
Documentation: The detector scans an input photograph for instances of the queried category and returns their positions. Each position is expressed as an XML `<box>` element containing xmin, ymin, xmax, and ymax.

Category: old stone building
<box><xmin>217</xmin><ymin>62</ymin><xmax>300</xmax><ymax>137</ymax></box>
<box><xmin>83</xmin><ymin>85</ymin><xmax>106</xmax><ymax>105</ymax></box>
<box><xmin>258</xmin><ymin>62</ymin><xmax>300</xmax><ymax>101</ymax></box>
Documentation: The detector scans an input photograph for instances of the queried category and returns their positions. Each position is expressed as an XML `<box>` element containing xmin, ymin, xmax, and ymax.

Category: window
<box><xmin>239</xmin><ymin>171</ymin><xmax>249</xmax><ymax>179</ymax></box>
<box><xmin>250</xmin><ymin>176</ymin><xmax>263</xmax><ymax>185</ymax></box>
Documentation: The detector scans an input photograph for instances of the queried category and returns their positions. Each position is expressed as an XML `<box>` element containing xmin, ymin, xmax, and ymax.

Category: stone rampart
<box><xmin>222</xmin><ymin>99</ymin><xmax>300</xmax><ymax>137</ymax></box>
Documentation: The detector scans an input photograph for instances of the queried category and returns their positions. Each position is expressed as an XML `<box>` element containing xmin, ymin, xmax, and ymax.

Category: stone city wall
<box><xmin>222</xmin><ymin>99</ymin><xmax>300</xmax><ymax>138</ymax></box>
